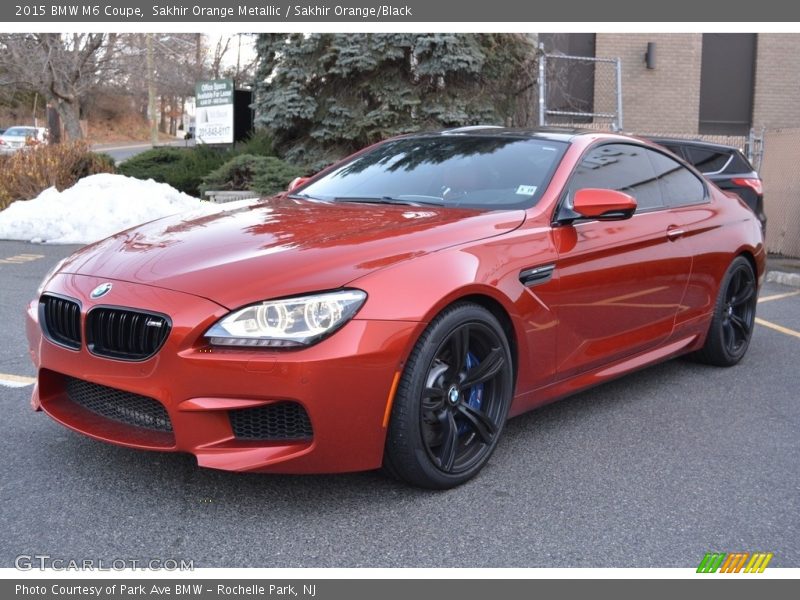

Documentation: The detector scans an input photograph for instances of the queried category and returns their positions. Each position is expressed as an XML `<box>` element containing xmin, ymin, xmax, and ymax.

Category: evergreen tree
<box><xmin>253</xmin><ymin>33</ymin><xmax>537</xmax><ymax>168</ymax></box>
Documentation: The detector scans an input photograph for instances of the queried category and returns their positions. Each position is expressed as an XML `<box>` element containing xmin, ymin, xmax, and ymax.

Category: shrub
<box><xmin>117</xmin><ymin>146</ymin><xmax>184</xmax><ymax>172</ymax></box>
<box><xmin>117</xmin><ymin>145</ymin><xmax>227</xmax><ymax>197</ymax></box>
<box><xmin>118</xmin><ymin>131</ymin><xmax>291</xmax><ymax>198</ymax></box>
<box><xmin>199</xmin><ymin>154</ymin><xmax>304</xmax><ymax>197</ymax></box>
<box><xmin>252</xmin><ymin>157</ymin><xmax>305</xmax><ymax>196</ymax></box>
<box><xmin>233</xmin><ymin>130</ymin><xmax>275</xmax><ymax>158</ymax></box>
<box><xmin>0</xmin><ymin>142</ymin><xmax>116</xmax><ymax>211</ymax></box>
<box><xmin>199</xmin><ymin>154</ymin><xmax>268</xmax><ymax>195</ymax></box>
<box><xmin>74</xmin><ymin>151</ymin><xmax>116</xmax><ymax>178</ymax></box>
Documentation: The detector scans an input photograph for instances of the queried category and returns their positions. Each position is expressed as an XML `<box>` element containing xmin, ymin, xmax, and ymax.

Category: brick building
<box><xmin>540</xmin><ymin>33</ymin><xmax>800</xmax><ymax>135</ymax></box>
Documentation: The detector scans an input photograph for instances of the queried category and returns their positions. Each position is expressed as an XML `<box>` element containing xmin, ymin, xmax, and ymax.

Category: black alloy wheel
<box><xmin>721</xmin><ymin>262</ymin><xmax>757</xmax><ymax>355</ymax></box>
<box><xmin>384</xmin><ymin>303</ymin><xmax>513</xmax><ymax>489</ymax></box>
<box><xmin>693</xmin><ymin>256</ymin><xmax>757</xmax><ymax>366</ymax></box>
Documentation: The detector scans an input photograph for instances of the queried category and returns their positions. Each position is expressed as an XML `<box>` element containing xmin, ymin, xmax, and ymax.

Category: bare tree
<box><xmin>152</xmin><ymin>34</ymin><xmax>206</xmax><ymax>136</ymax></box>
<box><xmin>84</xmin><ymin>33</ymin><xmax>202</xmax><ymax>138</ymax></box>
<box><xmin>0</xmin><ymin>33</ymin><xmax>116</xmax><ymax>140</ymax></box>
<box><xmin>224</xmin><ymin>34</ymin><xmax>258</xmax><ymax>86</ymax></box>
<box><xmin>210</xmin><ymin>36</ymin><xmax>231</xmax><ymax>79</ymax></box>
<box><xmin>0</xmin><ymin>32</ymin><xmax>249</xmax><ymax>141</ymax></box>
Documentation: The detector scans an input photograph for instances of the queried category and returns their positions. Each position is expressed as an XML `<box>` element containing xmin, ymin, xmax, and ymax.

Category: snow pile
<box><xmin>0</xmin><ymin>174</ymin><xmax>202</xmax><ymax>244</ymax></box>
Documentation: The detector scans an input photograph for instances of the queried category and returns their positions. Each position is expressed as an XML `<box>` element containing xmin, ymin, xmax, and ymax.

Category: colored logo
<box><xmin>697</xmin><ymin>552</ymin><xmax>773</xmax><ymax>573</ymax></box>
<box><xmin>90</xmin><ymin>283</ymin><xmax>113</xmax><ymax>299</ymax></box>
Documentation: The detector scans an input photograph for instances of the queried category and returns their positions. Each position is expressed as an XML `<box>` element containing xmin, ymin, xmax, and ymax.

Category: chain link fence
<box><xmin>538</xmin><ymin>51</ymin><xmax>623</xmax><ymax>131</ymax></box>
<box><xmin>759</xmin><ymin>128</ymin><xmax>800</xmax><ymax>258</ymax></box>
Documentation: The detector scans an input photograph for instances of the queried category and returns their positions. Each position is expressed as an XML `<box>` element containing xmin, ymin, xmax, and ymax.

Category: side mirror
<box><xmin>287</xmin><ymin>176</ymin><xmax>310</xmax><ymax>192</ymax></box>
<box><xmin>570</xmin><ymin>188</ymin><xmax>637</xmax><ymax>221</ymax></box>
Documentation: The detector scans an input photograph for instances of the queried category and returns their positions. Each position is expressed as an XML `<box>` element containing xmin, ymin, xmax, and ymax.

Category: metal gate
<box><xmin>538</xmin><ymin>49</ymin><xmax>623</xmax><ymax>131</ymax></box>
<box><xmin>747</xmin><ymin>126</ymin><xmax>765</xmax><ymax>171</ymax></box>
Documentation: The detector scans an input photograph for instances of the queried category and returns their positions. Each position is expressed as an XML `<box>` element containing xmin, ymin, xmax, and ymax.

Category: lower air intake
<box><xmin>65</xmin><ymin>377</ymin><xmax>172</xmax><ymax>432</ymax></box>
<box><xmin>229</xmin><ymin>402</ymin><xmax>313</xmax><ymax>441</ymax></box>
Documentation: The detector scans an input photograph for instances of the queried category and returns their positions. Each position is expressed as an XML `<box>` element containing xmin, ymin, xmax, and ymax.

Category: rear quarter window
<box><xmin>647</xmin><ymin>150</ymin><xmax>708</xmax><ymax>207</ymax></box>
<box><xmin>683</xmin><ymin>147</ymin><xmax>732</xmax><ymax>174</ymax></box>
<box><xmin>724</xmin><ymin>151</ymin><xmax>756</xmax><ymax>174</ymax></box>
<box><xmin>658</xmin><ymin>143</ymin><xmax>687</xmax><ymax>160</ymax></box>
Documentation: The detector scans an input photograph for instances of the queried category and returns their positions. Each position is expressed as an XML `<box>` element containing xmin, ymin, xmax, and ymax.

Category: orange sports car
<box><xmin>26</xmin><ymin>128</ymin><xmax>765</xmax><ymax>488</ymax></box>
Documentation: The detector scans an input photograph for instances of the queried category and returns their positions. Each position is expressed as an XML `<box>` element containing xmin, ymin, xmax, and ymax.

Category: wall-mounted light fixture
<box><xmin>645</xmin><ymin>42</ymin><xmax>656</xmax><ymax>69</ymax></box>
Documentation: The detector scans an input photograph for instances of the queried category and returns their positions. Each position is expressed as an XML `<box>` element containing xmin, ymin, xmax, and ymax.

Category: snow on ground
<box><xmin>0</xmin><ymin>174</ymin><xmax>202</xmax><ymax>245</ymax></box>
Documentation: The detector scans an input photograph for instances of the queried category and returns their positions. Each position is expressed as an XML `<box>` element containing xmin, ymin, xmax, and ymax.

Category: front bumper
<box><xmin>26</xmin><ymin>273</ymin><xmax>422</xmax><ymax>473</ymax></box>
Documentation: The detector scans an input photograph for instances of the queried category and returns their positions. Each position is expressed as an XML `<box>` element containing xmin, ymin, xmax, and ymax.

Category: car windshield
<box><xmin>4</xmin><ymin>127</ymin><xmax>35</xmax><ymax>136</ymax></box>
<box><xmin>297</xmin><ymin>135</ymin><xmax>568</xmax><ymax>210</ymax></box>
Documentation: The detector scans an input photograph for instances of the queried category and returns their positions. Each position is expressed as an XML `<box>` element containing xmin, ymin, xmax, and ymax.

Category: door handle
<box><xmin>666</xmin><ymin>228</ymin><xmax>686</xmax><ymax>241</ymax></box>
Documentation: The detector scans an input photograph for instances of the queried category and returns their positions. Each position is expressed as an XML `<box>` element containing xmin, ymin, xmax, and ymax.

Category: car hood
<box><xmin>63</xmin><ymin>197</ymin><xmax>525</xmax><ymax>308</ymax></box>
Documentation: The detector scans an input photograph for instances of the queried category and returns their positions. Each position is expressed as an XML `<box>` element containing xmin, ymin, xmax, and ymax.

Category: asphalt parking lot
<box><xmin>1</xmin><ymin>239</ymin><xmax>798</xmax><ymax>568</ymax></box>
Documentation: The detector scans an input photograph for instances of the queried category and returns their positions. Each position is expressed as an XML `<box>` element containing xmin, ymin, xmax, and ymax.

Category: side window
<box><xmin>683</xmin><ymin>146</ymin><xmax>731</xmax><ymax>174</ymax></box>
<box><xmin>569</xmin><ymin>144</ymin><xmax>663</xmax><ymax>212</ymax></box>
<box><xmin>659</xmin><ymin>144</ymin><xmax>686</xmax><ymax>161</ymax></box>
<box><xmin>646</xmin><ymin>150</ymin><xmax>708</xmax><ymax>207</ymax></box>
<box><xmin>726</xmin><ymin>151</ymin><xmax>755</xmax><ymax>174</ymax></box>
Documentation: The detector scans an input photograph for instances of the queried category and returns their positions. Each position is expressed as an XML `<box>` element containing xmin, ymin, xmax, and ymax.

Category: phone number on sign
<box><xmin>197</xmin><ymin>125</ymin><xmax>233</xmax><ymax>139</ymax></box>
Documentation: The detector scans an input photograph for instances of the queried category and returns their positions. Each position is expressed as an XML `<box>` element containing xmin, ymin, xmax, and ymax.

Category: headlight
<box><xmin>205</xmin><ymin>290</ymin><xmax>367</xmax><ymax>348</ymax></box>
<box><xmin>36</xmin><ymin>258</ymin><xmax>68</xmax><ymax>295</ymax></box>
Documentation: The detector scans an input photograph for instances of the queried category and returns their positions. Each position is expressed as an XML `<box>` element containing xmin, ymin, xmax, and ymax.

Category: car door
<box><xmin>645</xmin><ymin>148</ymin><xmax>718</xmax><ymax>330</ymax></box>
<box><xmin>552</xmin><ymin>143</ymin><xmax>694</xmax><ymax>379</ymax></box>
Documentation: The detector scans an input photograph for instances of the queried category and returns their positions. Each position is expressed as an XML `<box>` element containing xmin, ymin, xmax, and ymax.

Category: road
<box><xmin>91</xmin><ymin>138</ymin><xmax>194</xmax><ymax>164</ymax></box>
<box><xmin>0</xmin><ymin>239</ymin><xmax>798</xmax><ymax>568</ymax></box>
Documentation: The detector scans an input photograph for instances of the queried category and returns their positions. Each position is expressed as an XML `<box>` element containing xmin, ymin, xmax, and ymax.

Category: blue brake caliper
<box><xmin>459</xmin><ymin>352</ymin><xmax>484</xmax><ymax>435</ymax></box>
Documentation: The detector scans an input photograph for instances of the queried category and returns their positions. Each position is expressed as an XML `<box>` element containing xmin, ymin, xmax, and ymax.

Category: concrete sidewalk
<box><xmin>767</xmin><ymin>254</ymin><xmax>800</xmax><ymax>288</ymax></box>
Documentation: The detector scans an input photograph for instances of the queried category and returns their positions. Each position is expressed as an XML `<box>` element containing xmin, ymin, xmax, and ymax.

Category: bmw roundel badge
<box><xmin>90</xmin><ymin>282</ymin><xmax>113</xmax><ymax>299</ymax></box>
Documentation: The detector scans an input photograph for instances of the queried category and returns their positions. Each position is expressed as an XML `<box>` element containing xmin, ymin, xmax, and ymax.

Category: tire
<box><xmin>692</xmin><ymin>256</ymin><xmax>757</xmax><ymax>367</ymax></box>
<box><xmin>383</xmin><ymin>303</ymin><xmax>514</xmax><ymax>489</ymax></box>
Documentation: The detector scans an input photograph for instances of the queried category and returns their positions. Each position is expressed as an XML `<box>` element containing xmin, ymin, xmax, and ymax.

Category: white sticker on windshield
<box><xmin>516</xmin><ymin>185</ymin><xmax>537</xmax><ymax>195</ymax></box>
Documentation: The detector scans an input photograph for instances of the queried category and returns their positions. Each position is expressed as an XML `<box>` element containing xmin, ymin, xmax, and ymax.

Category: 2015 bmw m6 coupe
<box><xmin>26</xmin><ymin>128</ymin><xmax>765</xmax><ymax>488</ymax></box>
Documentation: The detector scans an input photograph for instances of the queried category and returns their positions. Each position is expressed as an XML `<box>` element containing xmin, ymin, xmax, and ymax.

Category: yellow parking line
<box><xmin>755</xmin><ymin>318</ymin><xmax>800</xmax><ymax>340</ymax></box>
<box><xmin>759</xmin><ymin>290</ymin><xmax>800</xmax><ymax>303</ymax></box>
<box><xmin>0</xmin><ymin>373</ymin><xmax>36</xmax><ymax>388</ymax></box>
<box><xmin>0</xmin><ymin>253</ymin><xmax>45</xmax><ymax>265</ymax></box>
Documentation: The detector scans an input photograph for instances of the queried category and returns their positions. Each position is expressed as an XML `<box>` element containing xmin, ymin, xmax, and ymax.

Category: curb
<box><xmin>766</xmin><ymin>270</ymin><xmax>800</xmax><ymax>288</ymax></box>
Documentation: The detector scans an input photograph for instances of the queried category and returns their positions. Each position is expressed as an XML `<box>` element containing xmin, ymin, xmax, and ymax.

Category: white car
<box><xmin>0</xmin><ymin>126</ymin><xmax>47</xmax><ymax>154</ymax></box>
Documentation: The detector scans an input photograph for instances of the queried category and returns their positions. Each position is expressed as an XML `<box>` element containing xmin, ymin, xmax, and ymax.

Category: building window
<box><xmin>699</xmin><ymin>34</ymin><xmax>756</xmax><ymax>135</ymax></box>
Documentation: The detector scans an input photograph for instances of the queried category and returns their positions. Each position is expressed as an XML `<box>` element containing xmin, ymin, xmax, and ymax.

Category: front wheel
<box><xmin>383</xmin><ymin>303</ymin><xmax>514</xmax><ymax>489</ymax></box>
<box><xmin>692</xmin><ymin>256</ymin><xmax>757</xmax><ymax>366</ymax></box>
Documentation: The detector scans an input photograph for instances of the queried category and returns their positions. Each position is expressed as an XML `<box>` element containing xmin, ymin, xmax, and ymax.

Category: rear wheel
<box><xmin>692</xmin><ymin>256</ymin><xmax>757</xmax><ymax>366</ymax></box>
<box><xmin>383</xmin><ymin>303</ymin><xmax>513</xmax><ymax>489</ymax></box>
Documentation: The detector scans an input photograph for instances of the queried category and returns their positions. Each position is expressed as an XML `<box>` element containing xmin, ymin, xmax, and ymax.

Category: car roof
<box><xmin>402</xmin><ymin>126</ymin><xmax>625</xmax><ymax>144</ymax></box>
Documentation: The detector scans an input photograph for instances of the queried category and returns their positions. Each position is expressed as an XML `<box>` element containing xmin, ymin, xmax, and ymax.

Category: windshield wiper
<box><xmin>333</xmin><ymin>196</ymin><xmax>444</xmax><ymax>207</ymax></box>
<box><xmin>288</xmin><ymin>192</ymin><xmax>326</xmax><ymax>201</ymax></box>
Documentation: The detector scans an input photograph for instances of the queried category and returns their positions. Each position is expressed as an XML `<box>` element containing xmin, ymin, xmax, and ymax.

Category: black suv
<box><xmin>648</xmin><ymin>137</ymin><xmax>766</xmax><ymax>235</ymax></box>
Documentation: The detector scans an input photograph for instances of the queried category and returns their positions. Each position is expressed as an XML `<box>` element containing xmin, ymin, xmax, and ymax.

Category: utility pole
<box><xmin>146</xmin><ymin>33</ymin><xmax>158</xmax><ymax>145</ymax></box>
<box><xmin>195</xmin><ymin>33</ymin><xmax>202</xmax><ymax>79</ymax></box>
<box><xmin>235</xmin><ymin>34</ymin><xmax>242</xmax><ymax>85</ymax></box>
